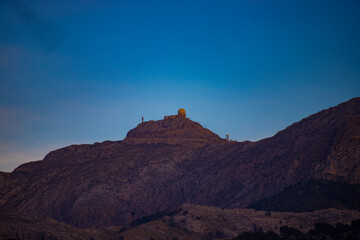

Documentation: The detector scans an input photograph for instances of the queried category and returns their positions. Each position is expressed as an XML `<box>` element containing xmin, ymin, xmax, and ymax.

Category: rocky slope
<box><xmin>117</xmin><ymin>204</ymin><xmax>360</xmax><ymax>240</ymax></box>
<box><xmin>0</xmin><ymin>98</ymin><xmax>359</xmax><ymax>228</ymax></box>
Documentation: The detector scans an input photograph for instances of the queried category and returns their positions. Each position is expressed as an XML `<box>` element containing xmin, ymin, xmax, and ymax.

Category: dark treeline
<box><xmin>248</xmin><ymin>179</ymin><xmax>360</xmax><ymax>212</ymax></box>
<box><xmin>232</xmin><ymin>219</ymin><xmax>360</xmax><ymax>240</ymax></box>
<box><xmin>128</xmin><ymin>208</ymin><xmax>181</xmax><ymax>227</ymax></box>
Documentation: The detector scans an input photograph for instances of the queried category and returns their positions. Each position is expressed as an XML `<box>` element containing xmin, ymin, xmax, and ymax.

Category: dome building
<box><xmin>178</xmin><ymin>108</ymin><xmax>186</xmax><ymax>117</ymax></box>
<box><xmin>164</xmin><ymin>108</ymin><xmax>187</xmax><ymax>119</ymax></box>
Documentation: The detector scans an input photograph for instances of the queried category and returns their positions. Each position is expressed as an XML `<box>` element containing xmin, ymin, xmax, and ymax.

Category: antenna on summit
<box><xmin>225</xmin><ymin>134</ymin><xmax>229</xmax><ymax>141</ymax></box>
<box><xmin>141</xmin><ymin>116</ymin><xmax>144</xmax><ymax>123</ymax></box>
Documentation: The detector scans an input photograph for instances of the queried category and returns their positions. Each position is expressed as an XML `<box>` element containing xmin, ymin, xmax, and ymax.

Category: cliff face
<box><xmin>0</xmin><ymin>98</ymin><xmax>359</xmax><ymax>228</ymax></box>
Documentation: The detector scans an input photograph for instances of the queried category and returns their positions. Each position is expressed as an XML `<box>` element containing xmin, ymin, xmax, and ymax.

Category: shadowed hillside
<box><xmin>248</xmin><ymin>179</ymin><xmax>360</xmax><ymax>212</ymax></box>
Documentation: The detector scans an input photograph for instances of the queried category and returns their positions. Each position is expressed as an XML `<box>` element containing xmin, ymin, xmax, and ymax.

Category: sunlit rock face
<box><xmin>0</xmin><ymin>98</ymin><xmax>359</xmax><ymax>228</ymax></box>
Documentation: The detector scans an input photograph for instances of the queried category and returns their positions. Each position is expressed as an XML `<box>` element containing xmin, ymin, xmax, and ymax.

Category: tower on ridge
<box><xmin>225</xmin><ymin>134</ymin><xmax>229</xmax><ymax>141</ymax></box>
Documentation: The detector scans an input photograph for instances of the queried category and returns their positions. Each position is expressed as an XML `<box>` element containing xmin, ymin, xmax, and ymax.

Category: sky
<box><xmin>0</xmin><ymin>0</ymin><xmax>359</xmax><ymax>172</ymax></box>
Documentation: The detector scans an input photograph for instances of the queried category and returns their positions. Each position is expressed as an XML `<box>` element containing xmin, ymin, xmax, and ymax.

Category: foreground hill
<box><xmin>0</xmin><ymin>208</ymin><xmax>118</xmax><ymax>240</ymax></box>
<box><xmin>1</xmin><ymin>204</ymin><xmax>359</xmax><ymax>240</ymax></box>
<box><xmin>0</xmin><ymin>98</ymin><xmax>359</xmax><ymax>228</ymax></box>
<box><xmin>89</xmin><ymin>204</ymin><xmax>360</xmax><ymax>240</ymax></box>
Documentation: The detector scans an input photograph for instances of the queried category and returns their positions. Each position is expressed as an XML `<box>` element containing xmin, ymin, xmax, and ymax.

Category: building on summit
<box><xmin>164</xmin><ymin>108</ymin><xmax>187</xmax><ymax>119</ymax></box>
<box><xmin>178</xmin><ymin>108</ymin><xmax>186</xmax><ymax>117</ymax></box>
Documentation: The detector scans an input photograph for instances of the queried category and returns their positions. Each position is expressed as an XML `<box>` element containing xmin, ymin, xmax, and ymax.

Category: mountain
<box><xmin>0</xmin><ymin>98</ymin><xmax>359</xmax><ymax>229</ymax></box>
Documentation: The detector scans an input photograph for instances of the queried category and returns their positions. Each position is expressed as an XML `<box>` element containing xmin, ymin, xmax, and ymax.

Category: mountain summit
<box><xmin>125</xmin><ymin>110</ymin><xmax>222</xmax><ymax>144</ymax></box>
<box><xmin>0</xmin><ymin>98</ymin><xmax>359</xmax><ymax>228</ymax></box>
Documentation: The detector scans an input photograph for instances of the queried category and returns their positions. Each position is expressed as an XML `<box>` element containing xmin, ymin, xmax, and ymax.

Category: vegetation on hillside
<box><xmin>232</xmin><ymin>219</ymin><xmax>360</xmax><ymax>240</ymax></box>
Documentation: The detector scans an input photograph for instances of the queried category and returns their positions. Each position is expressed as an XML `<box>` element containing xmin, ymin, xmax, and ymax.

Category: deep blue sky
<box><xmin>0</xmin><ymin>0</ymin><xmax>359</xmax><ymax>172</ymax></box>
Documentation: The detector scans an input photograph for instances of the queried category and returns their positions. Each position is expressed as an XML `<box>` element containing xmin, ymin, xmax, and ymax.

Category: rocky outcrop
<box><xmin>0</xmin><ymin>98</ymin><xmax>359</xmax><ymax>228</ymax></box>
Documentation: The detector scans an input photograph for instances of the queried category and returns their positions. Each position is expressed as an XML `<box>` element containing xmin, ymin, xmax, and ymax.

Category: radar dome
<box><xmin>178</xmin><ymin>108</ymin><xmax>186</xmax><ymax>117</ymax></box>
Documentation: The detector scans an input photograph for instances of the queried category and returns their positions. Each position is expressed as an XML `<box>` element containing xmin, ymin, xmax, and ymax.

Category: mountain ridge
<box><xmin>0</xmin><ymin>97</ymin><xmax>359</xmax><ymax>228</ymax></box>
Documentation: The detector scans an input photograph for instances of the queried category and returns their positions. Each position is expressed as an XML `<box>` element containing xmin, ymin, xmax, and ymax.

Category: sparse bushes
<box><xmin>232</xmin><ymin>219</ymin><xmax>360</xmax><ymax>240</ymax></box>
<box><xmin>248</xmin><ymin>179</ymin><xmax>360</xmax><ymax>212</ymax></box>
<box><xmin>280</xmin><ymin>226</ymin><xmax>303</xmax><ymax>238</ymax></box>
<box><xmin>352</xmin><ymin>219</ymin><xmax>360</xmax><ymax>230</ymax></box>
<box><xmin>181</xmin><ymin>210</ymin><xmax>189</xmax><ymax>215</ymax></box>
<box><xmin>234</xmin><ymin>231</ymin><xmax>267</xmax><ymax>240</ymax></box>
<box><xmin>266</xmin><ymin>231</ymin><xmax>281</xmax><ymax>240</ymax></box>
<box><xmin>130</xmin><ymin>208</ymin><xmax>181</xmax><ymax>227</ymax></box>
<box><xmin>208</xmin><ymin>230</ymin><xmax>226</xmax><ymax>238</ymax></box>
<box><xmin>335</xmin><ymin>223</ymin><xmax>352</xmax><ymax>233</ymax></box>
<box><xmin>168</xmin><ymin>217</ymin><xmax>176</xmax><ymax>227</ymax></box>
<box><xmin>215</xmin><ymin>230</ymin><xmax>226</xmax><ymax>238</ymax></box>
<box><xmin>309</xmin><ymin>222</ymin><xmax>338</xmax><ymax>238</ymax></box>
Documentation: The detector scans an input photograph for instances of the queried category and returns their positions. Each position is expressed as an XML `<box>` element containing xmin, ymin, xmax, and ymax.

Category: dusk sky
<box><xmin>1</xmin><ymin>0</ymin><xmax>359</xmax><ymax>172</ymax></box>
